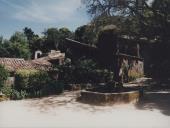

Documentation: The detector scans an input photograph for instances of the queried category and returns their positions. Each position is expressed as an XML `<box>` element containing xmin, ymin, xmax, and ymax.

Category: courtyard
<box><xmin>0</xmin><ymin>90</ymin><xmax>170</xmax><ymax>128</ymax></box>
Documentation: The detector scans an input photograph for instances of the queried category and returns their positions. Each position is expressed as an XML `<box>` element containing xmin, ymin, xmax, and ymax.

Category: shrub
<box><xmin>59</xmin><ymin>59</ymin><xmax>114</xmax><ymax>84</ymax></box>
<box><xmin>28</xmin><ymin>70</ymin><xmax>49</xmax><ymax>94</ymax></box>
<box><xmin>128</xmin><ymin>70</ymin><xmax>143</xmax><ymax>81</ymax></box>
<box><xmin>15</xmin><ymin>69</ymin><xmax>49</xmax><ymax>91</ymax></box>
<box><xmin>55</xmin><ymin>81</ymin><xmax>64</xmax><ymax>93</ymax></box>
<box><xmin>43</xmin><ymin>80</ymin><xmax>64</xmax><ymax>95</ymax></box>
<box><xmin>1</xmin><ymin>85</ymin><xmax>13</xmax><ymax>97</ymax></box>
<box><xmin>0</xmin><ymin>65</ymin><xmax>9</xmax><ymax>91</ymax></box>
<box><xmin>20</xmin><ymin>90</ymin><xmax>28</xmax><ymax>99</ymax></box>
<box><xmin>1</xmin><ymin>85</ymin><xmax>28</xmax><ymax>100</ymax></box>
<box><xmin>15</xmin><ymin>69</ymin><xmax>63</xmax><ymax>97</ymax></box>
<box><xmin>76</xmin><ymin>59</ymin><xmax>114</xmax><ymax>83</ymax></box>
<box><xmin>10</xmin><ymin>89</ymin><xmax>22</xmax><ymax>100</ymax></box>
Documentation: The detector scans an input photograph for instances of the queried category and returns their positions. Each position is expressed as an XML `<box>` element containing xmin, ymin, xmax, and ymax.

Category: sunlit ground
<box><xmin>0</xmin><ymin>91</ymin><xmax>170</xmax><ymax>128</ymax></box>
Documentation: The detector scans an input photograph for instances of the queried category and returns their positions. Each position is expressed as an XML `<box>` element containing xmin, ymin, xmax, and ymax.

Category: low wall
<box><xmin>80</xmin><ymin>90</ymin><xmax>139</xmax><ymax>105</ymax></box>
<box><xmin>0</xmin><ymin>93</ymin><xmax>8</xmax><ymax>101</ymax></box>
<box><xmin>66</xmin><ymin>83</ymin><xmax>93</xmax><ymax>91</ymax></box>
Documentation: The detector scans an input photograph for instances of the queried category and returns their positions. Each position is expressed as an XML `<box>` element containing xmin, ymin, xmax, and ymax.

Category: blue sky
<box><xmin>0</xmin><ymin>0</ymin><xmax>90</xmax><ymax>39</ymax></box>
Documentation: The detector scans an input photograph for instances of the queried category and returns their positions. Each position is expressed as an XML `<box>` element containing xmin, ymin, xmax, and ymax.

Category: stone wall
<box><xmin>118</xmin><ymin>56</ymin><xmax>144</xmax><ymax>83</ymax></box>
<box><xmin>80</xmin><ymin>90</ymin><xmax>139</xmax><ymax>105</ymax></box>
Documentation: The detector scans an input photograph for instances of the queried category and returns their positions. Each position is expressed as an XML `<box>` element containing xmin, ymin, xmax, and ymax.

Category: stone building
<box><xmin>66</xmin><ymin>37</ymin><xmax>144</xmax><ymax>83</ymax></box>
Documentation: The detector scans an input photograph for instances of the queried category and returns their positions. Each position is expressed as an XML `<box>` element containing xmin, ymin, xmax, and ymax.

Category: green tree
<box><xmin>43</xmin><ymin>28</ymin><xmax>60</xmax><ymax>50</ymax></box>
<box><xmin>0</xmin><ymin>65</ymin><xmax>9</xmax><ymax>91</ymax></box>
<box><xmin>82</xmin><ymin>0</ymin><xmax>148</xmax><ymax>37</ymax></box>
<box><xmin>75</xmin><ymin>25</ymin><xmax>97</xmax><ymax>46</ymax></box>
<box><xmin>43</xmin><ymin>27</ymin><xmax>73</xmax><ymax>51</ymax></box>
<box><xmin>0</xmin><ymin>36</ymin><xmax>3</xmax><ymax>44</ymax></box>
<box><xmin>0</xmin><ymin>39</ymin><xmax>11</xmax><ymax>57</ymax></box>
<box><xmin>58</xmin><ymin>27</ymin><xmax>74</xmax><ymax>51</ymax></box>
<box><xmin>23</xmin><ymin>27</ymin><xmax>35</xmax><ymax>43</ymax></box>
<box><xmin>9</xmin><ymin>32</ymin><xmax>31</xmax><ymax>59</ymax></box>
<box><xmin>83</xmin><ymin>0</ymin><xmax>170</xmax><ymax>41</ymax></box>
<box><xmin>23</xmin><ymin>27</ymin><xmax>42</xmax><ymax>57</ymax></box>
<box><xmin>83</xmin><ymin>0</ymin><xmax>170</xmax><ymax>77</ymax></box>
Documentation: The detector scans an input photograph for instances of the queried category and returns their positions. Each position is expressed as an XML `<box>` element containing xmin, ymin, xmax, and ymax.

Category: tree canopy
<box><xmin>0</xmin><ymin>32</ymin><xmax>31</xmax><ymax>59</ymax></box>
<box><xmin>75</xmin><ymin>25</ymin><xmax>97</xmax><ymax>46</ymax></box>
<box><xmin>82</xmin><ymin>0</ymin><xmax>170</xmax><ymax>77</ymax></box>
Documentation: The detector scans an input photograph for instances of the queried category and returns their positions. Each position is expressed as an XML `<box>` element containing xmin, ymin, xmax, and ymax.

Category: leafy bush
<box><xmin>15</xmin><ymin>69</ymin><xmax>49</xmax><ymax>91</ymax></box>
<box><xmin>55</xmin><ymin>81</ymin><xmax>64</xmax><ymax>93</ymax></box>
<box><xmin>43</xmin><ymin>80</ymin><xmax>64</xmax><ymax>95</ymax></box>
<box><xmin>20</xmin><ymin>90</ymin><xmax>28</xmax><ymax>99</ymax></box>
<box><xmin>28</xmin><ymin>70</ymin><xmax>49</xmax><ymax>94</ymax></box>
<box><xmin>10</xmin><ymin>89</ymin><xmax>22</xmax><ymax>100</ymax></box>
<box><xmin>59</xmin><ymin>59</ymin><xmax>114</xmax><ymax>84</ymax></box>
<box><xmin>0</xmin><ymin>65</ymin><xmax>9</xmax><ymax>91</ymax></box>
<box><xmin>15</xmin><ymin>69</ymin><xmax>63</xmax><ymax>98</ymax></box>
<box><xmin>128</xmin><ymin>70</ymin><xmax>143</xmax><ymax>81</ymax></box>
<box><xmin>76</xmin><ymin>59</ymin><xmax>114</xmax><ymax>83</ymax></box>
<box><xmin>1</xmin><ymin>85</ymin><xmax>13</xmax><ymax>97</ymax></box>
<box><xmin>1</xmin><ymin>85</ymin><xmax>28</xmax><ymax>100</ymax></box>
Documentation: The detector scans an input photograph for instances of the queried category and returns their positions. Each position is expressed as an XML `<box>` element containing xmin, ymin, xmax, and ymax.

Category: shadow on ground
<box><xmin>136</xmin><ymin>90</ymin><xmax>170</xmax><ymax>116</ymax></box>
<box><xmin>24</xmin><ymin>91</ymin><xmax>109</xmax><ymax>113</ymax></box>
<box><xmin>24</xmin><ymin>78</ymin><xmax>170</xmax><ymax>116</ymax></box>
<box><xmin>25</xmin><ymin>91</ymin><xmax>78</xmax><ymax>111</ymax></box>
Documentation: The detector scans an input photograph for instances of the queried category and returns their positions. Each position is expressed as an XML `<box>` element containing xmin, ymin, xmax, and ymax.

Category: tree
<box><xmin>0</xmin><ymin>40</ymin><xmax>10</xmax><ymax>57</ymax></box>
<box><xmin>58</xmin><ymin>27</ymin><xmax>74</xmax><ymax>51</ymax></box>
<box><xmin>0</xmin><ymin>65</ymin><xmax>9</xmax><ymax>91</ymax></box>
<box><xmin>83</xmin><ymin>0</ymin><xmax>170</xmax><ymax>77</ymax></box>
<box><xmin>0</xmin><ymin>36</ymin><xmax>3</xmax><ymax>44</ymax></box>
<box><xmin>81</xmin><ymin>0</ymin><xmax>129</xmax><ymax>17</ymax></box>
<box><xmin>83</xmin><ymin>0</ymin><xmax>170</xmax><ymax>41</ymax></box>
<box><xmin>82</xmin><ymin>0</ymin><xmax>149</xmax><ymax>38</ymax></box>
<box><xmin>43</xmin><ymin>27</ymin><xmax>73</xmax><ymax>51</ymax></box>
<box><xmin>9</xmin><ymin>32</ymin><xmax>31</xmax><ymax>59</ymax></box>
<box><xmin>23</xmin><ymin>27</ymin><xmax>41</xmax><ymax>58</ymax></box>
<box><xmin>75</xmin><ymin>25</ymin><xmax>97</xmax><ymax>46</ymax></box>
<box><xmin>43</xmin><ymin>28</ymin><xmax>60</xmax><ymax>50</ymax></box>
<box><xmin>23</xmin><ymin>27</ymin><xmax>34</xmax><ymax>43</ymax></box>
<box><xmin>0</xmin><ymin>36</ymin><xmax>6</xmax><ymax>57</ymax></box>
<box><xmin>10</xmin><ymin>32</ymin><xmax>27</xmax><ymax>43</ymax></box>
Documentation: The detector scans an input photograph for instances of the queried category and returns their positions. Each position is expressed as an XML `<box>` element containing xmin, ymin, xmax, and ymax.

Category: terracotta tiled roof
<box><xmin>0</xmin><ymin>58</ymin><xmax>52</xmax><ymax>72</ymax></box>
<box><xmin>0</xmin><ymin>50</ymin><xmax>65</xmax><ymax>72</ymax></box>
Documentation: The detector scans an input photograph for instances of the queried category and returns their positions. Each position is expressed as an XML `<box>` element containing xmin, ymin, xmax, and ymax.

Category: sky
<box><xmin>0</xmin><ymin>0</ymin><xmax>90</xmax><ymax>39</ymax></box>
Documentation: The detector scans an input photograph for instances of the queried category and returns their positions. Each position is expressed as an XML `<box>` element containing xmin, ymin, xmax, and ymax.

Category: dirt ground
<box><xmin>0</xmin><ymin>90</ymin><xmax>170</xmax><ymax>128</ymax></box>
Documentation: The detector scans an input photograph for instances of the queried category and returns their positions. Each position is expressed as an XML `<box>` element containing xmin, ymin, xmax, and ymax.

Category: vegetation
<box><xmin>128</xmin><ymin>70</ymin><xmax>144</xmax><ymax>82</ymax></box>
<box><xmin>58</xmin><ymin>58</ymin><xmax>114</xmax><ymax>84</ymax></box>
<box><xmin>0</xmin><ymin>0</ymin><xmax>170</xmax><ymax>100</ymax></box>
<box><xmin>0</xmin><ymin>65</ymin><xmax>9</xmax><ymax>91</ymax></box>
<box><xmin>15</xmin><ymin>69</ymin><xmax>48</xmax><ymax>91</ymax></box>
<box><xmin>0</xmin><ymin>27</ymin><xmax>74</xmax><ymax>60</ymax></box>
<box><xmin>44</xmin><ymin>27</ymin><xmax>73</xmax><ymax>50</ymax></box>
<box><xmin>14</xmin><ymin>69</ymin><xmax>64</xmax><ymax>98</ymax></box>
<box><xmin>0</xmin><ymin>32</ymin><xmax>31</xmax><ymax>59</ymax></box>
<box><xmin>75</xmin><ymin>25</ymin><xmax>97</xmax><ymax>46</ymax></box>
<box><xmin>82</xmin><ymin>0</ymin><xmax>170</xmax><ymax>78</ymax></box>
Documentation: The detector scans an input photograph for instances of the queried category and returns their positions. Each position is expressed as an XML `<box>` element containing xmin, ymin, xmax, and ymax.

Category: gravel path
<box><xmin>0</xmin><ymin>91</ymin><xmax>170</xmax><ymax>128</ymax></box>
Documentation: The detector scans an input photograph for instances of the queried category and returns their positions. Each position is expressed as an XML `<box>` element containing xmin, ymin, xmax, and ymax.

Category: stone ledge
<box><xmin>0</xmin><ymin>93</ymin><xmax>8</xmax><ymax>102</ymax></box>
<box><xmin>79</xmin><ymin>90</ymin><xmax>139</xmax><ymax>105</ymax></box>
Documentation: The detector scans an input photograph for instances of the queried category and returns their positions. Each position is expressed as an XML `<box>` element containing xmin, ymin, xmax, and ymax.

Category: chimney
<box><xmin>34</xmin><ymin>50</ymin><xmax>42</xmax><ymax>59</ymax></box>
